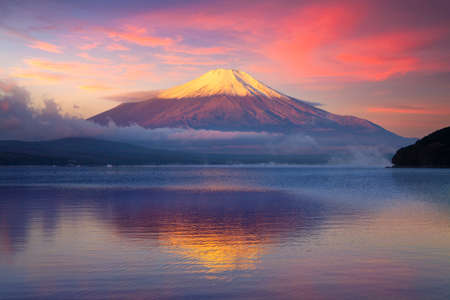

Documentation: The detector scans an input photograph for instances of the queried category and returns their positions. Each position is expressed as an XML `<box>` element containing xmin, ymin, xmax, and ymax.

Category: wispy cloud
<box><xmin>12</xmin><ymin>70</ymin><xmax>67</xmax><ymax>83</ymax></box>
<box><xmin>1</xmin><ymin>25</ymin><xmax>63</xmax><ymax>53</ymax></box>
<box><xmin>103</xmin><ymin>25</ymin><xmax>173</xmax><ymax>47</ymax></box>
<box><xmin>27</xmin><ymin>40</ymin><xmax>62</xmax><ymax>53</ymax></box>
<box><xmin>367</xmin><ymin>106</ymin><xmax>449</xmax><ymax>115</ymax></box>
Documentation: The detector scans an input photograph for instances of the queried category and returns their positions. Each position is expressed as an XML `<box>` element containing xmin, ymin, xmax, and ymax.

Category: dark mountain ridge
<box><xmin>0</xmin><ymin>138</ymin><xmax>200</xmax><ymax>165</ymax></box>
<box><xmin>392</xmin><ymin>126</ymin><xmax>450</xmax><ymax>168</ymax></box>
<box><xmin>0</xmin><ymin>137</ymin><xmax>340</xmax><ymax>165</ymax></box>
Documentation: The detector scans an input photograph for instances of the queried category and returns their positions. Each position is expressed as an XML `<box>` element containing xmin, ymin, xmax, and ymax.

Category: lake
<box><xmin>0</xmin><ymin>166</ymin><xmax>449</xmax><ymax>299</ymax></box>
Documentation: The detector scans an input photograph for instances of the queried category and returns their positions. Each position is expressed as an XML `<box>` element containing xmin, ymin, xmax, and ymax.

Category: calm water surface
<box><xmin>0</xmin><ymin>166</ymin><xmax>449</xmax><ymax>299</ymax></box>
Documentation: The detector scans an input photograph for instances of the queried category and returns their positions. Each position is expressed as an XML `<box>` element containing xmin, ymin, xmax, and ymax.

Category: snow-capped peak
<box><xmin>158</xmin><ymin>69</ymin><xmax>286</xmax><ymax>99</ymax></box>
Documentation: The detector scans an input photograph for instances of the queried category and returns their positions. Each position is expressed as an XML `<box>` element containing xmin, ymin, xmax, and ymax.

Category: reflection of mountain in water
<box><xmin>0</xmin><ymin>187</ymin><xmax>62</xmax><ymax>255</ymax></box>
<box><xmin>0</xmin><ymin>186</ymin><xmax>328</xmax><ymax>271</ymax></box>
<box><xmin>104</xmin><ymin>188</ymin><xmax>328</xmax><ymax>272</ymax></box>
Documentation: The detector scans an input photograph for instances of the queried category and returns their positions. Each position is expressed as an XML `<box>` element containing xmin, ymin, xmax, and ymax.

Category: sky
<box><xmin>0</xmin><ymin>0</ymin><xmax>449</xmax><ymax>137</ymax></box>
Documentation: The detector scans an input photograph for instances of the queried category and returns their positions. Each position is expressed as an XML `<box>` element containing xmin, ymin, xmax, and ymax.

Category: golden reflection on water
<box><xmin>162</xmin><ymin>230</ymin><xmax>267</xmax><ymax>273</ymax></box>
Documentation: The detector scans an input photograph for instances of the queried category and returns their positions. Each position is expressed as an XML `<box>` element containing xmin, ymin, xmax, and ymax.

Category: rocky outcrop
<box><xmin>392</xmin><ymin>127</ymin><xmax>450</xmax><ymax>168</ymax></box>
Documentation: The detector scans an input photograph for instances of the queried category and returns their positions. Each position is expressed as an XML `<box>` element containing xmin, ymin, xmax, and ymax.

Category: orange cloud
<box><xmin>12</xmin><ymin>71</ymin><xmax>67</xmax><ymax>83</ymax></box>
<box><xmin>367</xmin><ymin>106</ymin><xmax>449</xmax><ymax>115</ymax></box>
<box><xmin>28</xmin><ymin>40</ymin><xmax>62</xmax><ymax>53</ymax></box>
<box><xmin>24</xmin><ymin>58</ymin><xmax>76</xmax><ymax>72</ymax></box>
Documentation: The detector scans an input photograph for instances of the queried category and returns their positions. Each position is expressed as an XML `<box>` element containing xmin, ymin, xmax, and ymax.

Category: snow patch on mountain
<box><xmin>158</xmin><ymin>69</ymin><xmax>287</xmax><ymax>99</ymax></box>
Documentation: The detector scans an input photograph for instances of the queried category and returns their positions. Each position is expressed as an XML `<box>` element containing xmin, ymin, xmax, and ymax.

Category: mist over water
<box><xmin>0</xmin><ymin>166</ymin><xmax>449</xmax><ymax>299</ymax></box>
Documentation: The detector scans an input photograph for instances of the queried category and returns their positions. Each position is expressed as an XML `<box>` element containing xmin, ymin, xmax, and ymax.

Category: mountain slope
<box><xmin>89</xmin><ymin>69</ymin><xmax>394</xmax><ymax>137</ymax></box>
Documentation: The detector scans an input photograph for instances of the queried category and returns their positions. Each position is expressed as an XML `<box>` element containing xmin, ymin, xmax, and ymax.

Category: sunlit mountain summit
<box><xmin>91</xmin><ymin>69</ymin><xmax>389</xmax><ymax>132</ymax></box>
<box><xmin>158</xmin><ymin>69</ymin><xmax>287</xmax><ymax>99</ymax></box>
<box><xmin>89</xmin><ymin>69</ymin><xmax>409</xmax><ymax>154</ymax></box>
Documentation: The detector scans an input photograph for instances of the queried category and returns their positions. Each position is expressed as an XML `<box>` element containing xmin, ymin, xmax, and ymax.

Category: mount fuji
<box><xmin>89</xmin><ymin>69</ymin><xmax>410</xmax><ymax>155</ymax></box>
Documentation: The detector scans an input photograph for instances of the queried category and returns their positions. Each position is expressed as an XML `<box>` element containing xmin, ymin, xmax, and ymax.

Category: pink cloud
<box><xmin>108</xmin><ymin>0</ymin><xmax>450</xmax><ymax>84</ymax></box>
<box><xmin>104</xmin><ymin>25</ymin><xmax>173</xmax><ymax>47</ymax></box>
<box><xmin>250</xmin><ymin>2</ymin><xmax>450</xmax><ymax>82</ymax></box>
<box><xmin>27</xmin><ymin>40</ymin><xmax>62</xmax><ymax>53</ymax></box>
<box><xmin>1</xmin><ymin>26</ymin><xmax>63</xmax><ymax>54</ymax></box>
<box><xmin>5</xmin><ymin>0</ymin><xmax>450</xmax><ymax>86</ymax></box>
